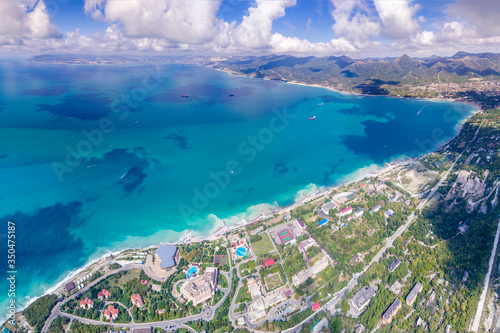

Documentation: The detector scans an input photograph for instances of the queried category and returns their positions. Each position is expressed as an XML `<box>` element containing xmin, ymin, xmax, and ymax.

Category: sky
<box><xmin>2</xmin><ymin>0</ymin><xmax>500</xmax><ymax>58</ymax></box>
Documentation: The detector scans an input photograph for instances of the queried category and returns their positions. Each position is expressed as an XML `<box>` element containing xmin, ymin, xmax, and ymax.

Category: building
<box><xmin>406</xmin><ymin>282</ymin><xmax>423</xmax><ymax>306</ymax></box>
<box><xmin>131</xmin><ymin>294</ymin><xmax>144</xmax><ymax>308</ymax></box>
<box><xmin>318</xmin><ymin>219</ymin><xmax>328</xmax><ymax>227</ymax></box>
<box><xmin>180</xmin><ymin>267</ymin><xmax>218</xmax><ymax>306</ymax></box>
<box><xmin>458</xmin><ymin>221</ymin><xmax>470</xmax><ymax>234</ymax></box>
<box><xmin>384</xmin><ymin>210</ymin><xmax>394</xmax><ymax>218</ymax></box>
<box><xmin>292</xmin><ymin>256</ymin><xmax>329</xmax><ymax>286</ymax></box>
<box><xmin>339</xmin><ymin>207</ymin><xmax>353</xmax><ymax>217</ymax></box>
<box><xmin>97</xmin><ymin>289</ymin><xmax>111</xmax><ymax>301</ymax></box>
<box><xmin>312</xmin><ymin>301</ymin><xmax>320</xmax><ymax>311</ymax></box>
<box><xmin>375</xmin><ymin>182</ymin><xmax>387</xmax><ymax>191</ymax></box>
<box><xmin>382</xmin><ymin>299</ymin><xmax>402</xmax><ymax>324</ymax></box>
<box><xmin>263</xmin><ymin>258</ymin><xmax>275</xmax><ymax>268</ymax></box>
<box><xmin>370</xmin><ymin>204</ymin><xmax>382</xmax><ymax>214</ymax></box>
<box><xmin>354</xmin><ymin>209</ymin><xmax>365</xmax><ymax>218</ymax></box>
<box><xmin>402</xmin><ymin>237</ymin><xmax>412</xmax><ymax>250</ymax></box>
<box><xmin>248</xmin><ymin>295</ymin><xmax>266</xmax><ymax>321</ymax></box>
<box><xmin>321</xmin><ymin>201</ymin><xmax>337</xmax><ymax>215</ymax></box>
<box><xmin>391</xmin><ymin>191</ymin><xmax>402</xmax><ymax>201</ymax></box>
<box><xmin>155</xmin><ymin>244</ymin><xmax>180</xmax><ymax>271</ymax></box>
<box><xmin>388</xmin><ymin>258</ymin><xmax>401</xmax><ymax>272</ymax></box>
<box><xmin>299</xmin><ymin>238</ymin><xmax>316</xmax><ymax>251</ymax></box>
<box><xmin>250</xmin><ymin>226</ymin><xmax>264</xmax><ymax>236</ymax></box>
<box><xmin>350</xmin><ymin>253</ymin><xmax>361</xmax><ymax>264</ymax></box>
<box><xmin>104</xmin><ymin>305</ymin><xmax>119</xmax><ymax>320</ymax></box>
<box><xmin>65</xmin><ymin>282</ymin><xmax>75</xmax><ymax>293</ymax></box>
<box><xmin>296</xmin><ymin>218</ymin><xmax>305</xmax><ymax>229</ymax></box>
<box><xmin>79</xmin><ymin>298</ymin><xmax>94</xmax><ymax>309</ymax></box>
<box><xmin>389</xmin><ymin>280</ymin><xmax>404</xmax><ymax>295</ymax></box>
<box><xmin>313</xmin><ymin>317</ymin><xmax>329</xmax><ymax>333</ymax></box>
<box><xmin>350</xmin><ymin>286</ymin><xmax>376</xmax><ymax>312</ymax></box>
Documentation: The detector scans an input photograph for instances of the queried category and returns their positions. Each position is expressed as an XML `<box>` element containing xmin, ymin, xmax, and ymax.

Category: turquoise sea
<box><xmin>0</xmin><ymin>61</ymin><xmax>475</xmax><ymax>320</ymax></box>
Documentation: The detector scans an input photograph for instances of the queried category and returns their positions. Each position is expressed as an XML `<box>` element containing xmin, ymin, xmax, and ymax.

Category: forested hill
<box><xmin>205</xmin><ymin>52</ymin><xmax>500</xmax><ymax>94</ymax></box>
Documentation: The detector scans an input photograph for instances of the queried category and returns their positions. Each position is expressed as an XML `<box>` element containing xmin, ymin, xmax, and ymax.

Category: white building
<box><xmin>180</xmin><ymin>267</ymin><xmax>218</xmax><ymax>306</ymax></box>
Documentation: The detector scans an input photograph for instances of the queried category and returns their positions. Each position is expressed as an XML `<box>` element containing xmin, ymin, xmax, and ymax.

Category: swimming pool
<box><xmin>235</xmin><ymin>247</ymin><xmax>247</xmax><ymax>257</ymax></box>
<box><xmin>185</xmin><ymin>266</ymin><xmax>198</xmax><ymax>279</ymax></box>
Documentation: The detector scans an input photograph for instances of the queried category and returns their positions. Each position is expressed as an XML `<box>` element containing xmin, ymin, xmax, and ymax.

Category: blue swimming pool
<box><xmin>236</xmin><ymin>247</ymin><xmax>247</xmax><ymax>257</ymax></box>
<box><xmin>185</xmin><ymin>266</ymin><xmax>198</xmax><ymax>279</ymax></box>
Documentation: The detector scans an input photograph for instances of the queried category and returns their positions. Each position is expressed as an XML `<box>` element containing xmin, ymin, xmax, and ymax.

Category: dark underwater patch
<box><xmin>118</xmin><ymin>166</ymin><xmax>147</xmax><ymax>196</ymax></box>
<box><xmin>165</xmin><ymin>132</ymin><xmax>190</xmax><ymax>150</ymax></box>
<box><xmin>24</xmin><ymin>86</ymin><xmax>69</xmax><ymax>96</ymax></box>
<box><xmin>0</xmin><ymin>201</ymin><xmax>86</xmax><ymax>278</ymax></box>
<box><xmin>273</xmin><ymin>163</ymin><xmax>289</xmax><ymax>177</ymax></box>
<box><xmin>83</xmin><ymin>148</ymin><xmax>153</xmax><ymax>196</ymax></box>
<box><xmin>37</xmin><ymin>93</ymin><xmax>112</xmax><ymax>120</ymax></box>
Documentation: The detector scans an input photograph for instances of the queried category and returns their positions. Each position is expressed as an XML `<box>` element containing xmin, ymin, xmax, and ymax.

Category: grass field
<box><xmin>251</xmin><ymin>233</ymin><xmax>274</xmax><ymax>256</ymax></box>
<box><xmin>264</xmin><ymin>272</ymin><xmax>283</xmax><ymax>292</ymax></box>
<box><xmin>235</xmin><ymin>284</ymin><xmax>251</xmax><ymax>304</ymax></box>
<box><xmin>117</xmin><ymin>269</ymin><xmax>140</xmax><ymax>288</ymax></box>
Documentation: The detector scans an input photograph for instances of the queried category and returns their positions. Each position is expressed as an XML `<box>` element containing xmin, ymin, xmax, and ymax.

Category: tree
<box><xmin>340</xmin><ymin>300</ymin><xmax>349</xmax><ymax>314</ymax></box>
<box><xmin>329</xmin><ymin>315</ymin><xmax>343</xmax><ymax>333</ymax></box>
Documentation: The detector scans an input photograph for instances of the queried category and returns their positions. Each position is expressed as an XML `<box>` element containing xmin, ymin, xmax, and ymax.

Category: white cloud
<box><xmin>373</xmin><ymin>0</ymin><xmax>420</xmax><ymax>39</ymax></box>
<box><xmin>269</xmin><ymin>33</ymin><xmax>358</xmax><ymax>54</ymax></box>
<box><xmin>0</xmin><ymin>0</ymin><xmax>60</xmax><ymax>44</ymax></box>
<box><xmin>232</xmin><ymin>0</ymin><xmax>296</xmax><ymax>49</ymax></box>
<box><xmin>330</xmin><ymin>0</ymin><xmax>380</xmax><ymax>42</ymax></box>
<box><xmin>84</xmin><ymin>0</ymin><xmax>223</xmax><ymax>44</ymax></box>
<box><xmin>4</xmin><ymin>0</ymin><xmax>500</xmax><ymax>58</ymax></box>
<box><xmin>448</xmin><ymin>1</ymin><xmax>500</xmax><ymax>37</ymax></box>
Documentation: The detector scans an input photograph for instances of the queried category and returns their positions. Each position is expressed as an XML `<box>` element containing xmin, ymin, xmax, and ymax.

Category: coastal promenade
<box><xmin>41</xmin><ymin>263</ymin><xmax>232</xmax><ymax>333</ymax></box>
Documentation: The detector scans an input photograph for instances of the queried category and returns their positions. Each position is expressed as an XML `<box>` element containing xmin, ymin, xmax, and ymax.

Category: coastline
<box><xmin>9</xmin><ymin>65</ymin><xmax>482</xmax><ymax>324</ymax></box>
<box><xmin>11</xmin><ymin>156</ymin><xmax>430</xmax><ymax>322</ymax></box>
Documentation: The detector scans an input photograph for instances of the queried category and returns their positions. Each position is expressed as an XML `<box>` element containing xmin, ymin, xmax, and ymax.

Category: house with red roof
<box><xmin>131</xmin><ymin>294</ymin><xmax>144</xmax><ymax>308</ymax></box>
<box><xmin>79</xmin><ymin>298</ymin><xmax>94</xmax><ymax>309</ymax></box>
<box><xmin>97</xmin><ymin>289</ymin><xmax>111</xmax><ymax>301</ymax></box>
<box><xmin>339</xmin><ymin>207</ymin><xmax>353</xmax><ymax>217</ymax></box>
<box><xmin>104</xmin><ymin>305</ymin><xmax>119</xmax><ymax>320</ymax></box>
<box><xmin>263</xmin><ymin>258</ymin><xmax>275</xmax><ymax>268</ymax></box>
<box><xmin>312</xmin><ymin>301</ymin><xmax>320</xmax><ymax>311</ymax></box>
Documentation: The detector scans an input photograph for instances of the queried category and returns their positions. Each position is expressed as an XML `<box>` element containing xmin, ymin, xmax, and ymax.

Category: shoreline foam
<box><xmin>8</xmin><ymin>67</ymin><xmax>481</xmax><ymax>324</ymax></box>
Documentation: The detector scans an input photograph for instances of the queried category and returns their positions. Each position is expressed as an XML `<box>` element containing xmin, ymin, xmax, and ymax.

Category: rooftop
<box><xmin>156</xmin><ymin>244</ymin><xmax>178</xmax><ymax>268</ymax></box>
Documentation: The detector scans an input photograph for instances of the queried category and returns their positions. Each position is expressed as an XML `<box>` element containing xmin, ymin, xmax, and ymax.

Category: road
<box><xmin>471</xmin><ymin>215</ymin><xmax>500</xmax><ymax>332</ymax></box>
<box><xmin>282</xmin><ymin>144</ymin><xmax>464</xmax><ymax>332</ymax></box>
<box><xmin>42</xmin><ymin>263</ymin><xmax>232</xmax><ymax>333</ymax></box>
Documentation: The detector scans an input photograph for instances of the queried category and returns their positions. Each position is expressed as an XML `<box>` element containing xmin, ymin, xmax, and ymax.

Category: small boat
<box><xmin>308</xmin><ymin>116</ymin><xmax>316</xmax><ymax>120</ymax></box>
<box><xmin>229</xmin><ymin>94</ymin><xmax>234</xmax><ymax>97</ymax></box>
<box><xmin>181</xmin><ymin>95</ymin><xmax>189</xmax><ymax>98</ymax></box>
<box><xmin>120</xmin><ymin>171</ymin><xmax>128</xmax><ymax>179</ymax></box>
<box><xmin>317</xmin><ymin>103</ymin><xmax>324</xmax><ymax>106</ymax></box>
<box><xmin>87</xmin><ymin>164</ymin><xmax>98</xmax><ymax>168</ymax></box>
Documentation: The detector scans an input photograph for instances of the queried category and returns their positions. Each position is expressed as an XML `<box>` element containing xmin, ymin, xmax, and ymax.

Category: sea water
<box><xmin>0</xmin><ymin>61</ymin><xmax>475</xmax><ymax>320</ymax></box>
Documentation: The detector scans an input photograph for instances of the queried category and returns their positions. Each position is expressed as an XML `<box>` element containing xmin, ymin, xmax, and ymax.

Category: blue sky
<box><xmin>2</xmin><ymin>0</ymin><xmax>500</xmax><ymax>57</ymax></box>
